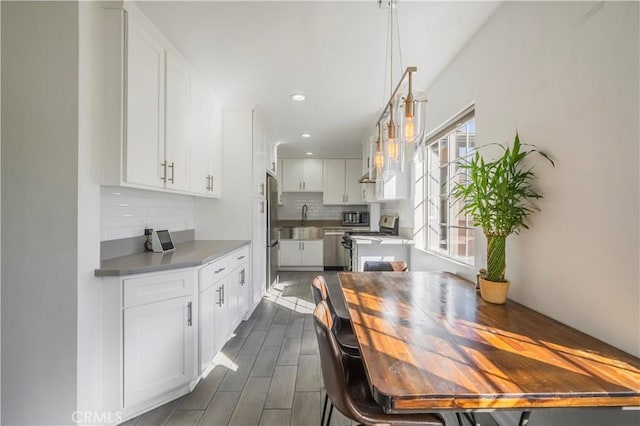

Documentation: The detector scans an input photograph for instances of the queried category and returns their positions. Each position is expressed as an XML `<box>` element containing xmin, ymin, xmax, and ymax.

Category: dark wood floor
<box><xmin>122</xmin><ymin>271</ymin><xmax>459</xmax><ymax>426</ymax></box>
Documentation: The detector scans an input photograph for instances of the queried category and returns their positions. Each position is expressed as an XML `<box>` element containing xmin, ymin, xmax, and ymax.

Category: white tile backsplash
<box><xmin>100</xmin><ymin>186</ymin><xmax>195</xmax><ymax>241</ymax></box>
<box><xmin>278</xmin><ymin>192</ymin><xmax>367</xmax><ymax>221</ymax></box>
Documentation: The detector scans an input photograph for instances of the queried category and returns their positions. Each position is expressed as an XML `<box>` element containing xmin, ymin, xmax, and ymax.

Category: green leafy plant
<box><xmin>452</xmin><ymin>132</ymin><xmax>554</xmax><ymax>282</ymax></box>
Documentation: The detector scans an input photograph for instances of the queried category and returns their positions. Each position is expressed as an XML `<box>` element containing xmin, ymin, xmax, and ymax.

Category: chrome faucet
<box><xmin>301</xmin><ymin>204</ymin><xmax>308</xmax><ymax>225</ymax></box>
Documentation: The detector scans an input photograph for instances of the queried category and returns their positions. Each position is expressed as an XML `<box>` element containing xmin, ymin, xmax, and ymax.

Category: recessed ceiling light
<box><xmin>306</xmin><ymin>152</ymin><xmax>313</xmax><ymax>156</ymax></box>
<box><xmin>301</xmin><ymin>133</ymin><xmax>311</xmax><ymax>138</ymax></box>
<box><xmin>290</xmin><ymin>94</ymin><xmax>306</xmax><ymax>101</ymax></box>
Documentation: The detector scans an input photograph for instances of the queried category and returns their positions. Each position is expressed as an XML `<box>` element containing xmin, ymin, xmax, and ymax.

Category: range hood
<box><xmin>358</xmin><ymin>172</ymin><xmax>377</xmax><ymax>184</ymax></box>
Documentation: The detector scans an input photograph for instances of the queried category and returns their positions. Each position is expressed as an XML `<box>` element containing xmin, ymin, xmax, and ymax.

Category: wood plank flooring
<box><xmin>123</xmin><ymin>271</ymin><xmax>460</xmax><ymax>426</ymax></box>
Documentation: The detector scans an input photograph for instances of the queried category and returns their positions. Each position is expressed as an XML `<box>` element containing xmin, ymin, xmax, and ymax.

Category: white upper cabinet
<box><xmin>123</xmin><ymin>12</ymin><xmax>165</xmax><ymax>189</ymax></box>
<box><xmin>252</xmin><ymin>111</ymin><xmax>266</xmax><ymax>198</ymax></box>
<box><xmin>189</xmin><ymin>78</ymin><xmax>222</xmax><ymax>197</ymax></box>
<box><xmin>345</xmin><ymin>159</ymin><xmax>365</xmax><ymax>204</ymax></box>
<box><xmin>322</xmin><ymin>160</ymin><xmax>345</xmax><ymax>204</ymax></box>
<box><xmin>165</xmin><ymin>52</ymin><xmax>191</xmax><ymax>192</ymax></box>
<box><xmin>323</xmin><ymin>159</ymin><xmax>365</xmax><ymax>204</ymax></box>
<box><xmin>103</xmin><ymin>4</ymin><xmax>222</xmax><ymax>198</ymax></box>
<box><xmin>282</xmin><ymin>159</ymin><xmax>323</xmax><ymax>192</ymax></box>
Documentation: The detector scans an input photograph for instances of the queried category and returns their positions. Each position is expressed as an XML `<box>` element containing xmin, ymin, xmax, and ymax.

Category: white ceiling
<box><xmin>136</xmin><ymin>1</ymin><xmax>501</xmax><ymax>158</ymax></box>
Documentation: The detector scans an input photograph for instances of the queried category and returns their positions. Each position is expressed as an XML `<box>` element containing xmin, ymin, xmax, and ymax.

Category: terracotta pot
<box><xmin>479</xmin><ymin>277</ymin><xmax>510</xmax><ymax>304</ymax></box>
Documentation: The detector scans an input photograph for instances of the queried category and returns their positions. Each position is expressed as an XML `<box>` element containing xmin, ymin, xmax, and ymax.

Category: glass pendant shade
<box><xmin>384</xmin><ymin>120</ymin><xmax>402</xmax><ymax>173</ymax></box>
<box><xmin>401</xmin><ymin>95</ymin><xmax>425</xmax><ymax>145</ymax></box>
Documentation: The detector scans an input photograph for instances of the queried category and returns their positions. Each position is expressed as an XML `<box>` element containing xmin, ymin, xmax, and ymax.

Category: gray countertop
<box><xmin>95</xmin><ymin>240</ymin><xmax>250</xmax><ymax>277</ymax></box>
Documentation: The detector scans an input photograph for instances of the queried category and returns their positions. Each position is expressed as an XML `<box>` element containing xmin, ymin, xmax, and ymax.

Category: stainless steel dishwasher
<box><xmin>323</xmin><ymin>228</ymin><xmax>346</xmax><ymax>270</ymax></box>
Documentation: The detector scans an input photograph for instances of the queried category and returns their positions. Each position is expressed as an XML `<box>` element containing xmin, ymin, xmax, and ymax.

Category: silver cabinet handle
<box><xmin>210</xmin><ymin>175</ymin><xmax>214</xmax><ymax>191</ymax></box>
<box><xmin>187</xmin><ymin>302</ymin><xmax>192</xmax><ymax>326</ymax></box>
<box><xmin>214</xmin><ymin>267</ymin><xmax>226</xmax><ymax>274</ymax></box>
<box><xmin>161</xmin><ymin>161</ymin><xmax>167</xmax><ymax>182</ymax></box>
<box><xmin>260</xmin><ymin>183</ymin><xmax>265</xmax><ymax>196</ymax></box>
<box><xmin>363</xmin><ymin>189</ymin><xmax>365</xmax><ymax>199</ymax></box>
<box><xmin>260</xmin><ymin>201</ymin><xmax>264</xmax><ymax>213</ymax></box>
<box><xmin>206</xmin><ymin>175</ymin><xmax>211</xmax><ymax>191</ymax></box>
<box><xmin>303</xmin><ymin>181</ymin><xmax>306</xmax><ymax>190</ymax></box>
<box><xmin>272</xmin><ymin>161</ymin><xmax>276</xmax><ymax>171</ymax></box>
<box><xmin>299</xmin><ymin>181</ymin><xmax>302</xmax><ymax>190</ymax></box>
<box><xmin>221</xmin><ymin>284</ymin><xmax>225</xmax><ymax>304</ymax></box>
<box><xmin>216</xmin><ymin>287</ymin><xmax>222</xmax><ymax>306</ymax></box>
<box><xmin>240</xmin><ymin>269</ymin><xmax>245</xmax><ymax>285</ymax></box>
<box><xmin>168</xmin><ymin>161</ymin><xmax>175</xmax><ymax>183</ymax></box>
<box><xmin>346</xmin><ymin>194</ymin><xmax>348</xmax><ymax>203</ymax></box>
<box><xmin>237</xmin><ymin>255</ymin><xmax>245</xmax><ymax>260</ymax></box>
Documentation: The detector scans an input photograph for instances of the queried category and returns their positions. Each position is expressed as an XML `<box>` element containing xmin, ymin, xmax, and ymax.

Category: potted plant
<box><xmin>452</xmin><ymin>132</ymin><xmax>554</xmax><ymax>304</ymax></box>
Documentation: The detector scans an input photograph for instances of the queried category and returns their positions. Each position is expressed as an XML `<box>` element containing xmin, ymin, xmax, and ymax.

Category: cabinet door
<box><xmin>125</xmin><ymin>13</ymin><xmax>165</xmax><ymax>189</ymax></box>
<box><xmin>189</xmin><ymin>78</ymin><xmax>209</xmax><ymax>195</ymax></box>
<box><xmin>165</xmin><ymin>52</ymin><xmax>191</xmax><ymax>192</ymax></box>
<box><xmin>124</xmin><ymin>295</ymin><xmax>194</xmax><ymax>408</ymax></box>
<box><xmin>251</xmin><ymin>198</ymin><xmax>266</xmax><ymax>307</ymax></box>
<box><xmin>300</xmin><ymin>241</ymin><xmax>323</xmax><ymax>266</ymax></box>
<box><xmin>252</xmin><ymin>111</ymin><xmax>266</xmax><ymax>198</ymax></box>
<box><xmin>208</xmin><ymin>96</ymin><xmax>223</xmax><ymax>198</ymax></box>
<box><xmin>213</xmin><ymin>279</ymin><xmax>229</xmax><ymax>353</ymax></box>
<box><xmin>277</xmin><ymin>159</ymin><xmax>283</xmax><ymax>204</ymax></box>
<box><xmin>199</xmin><ymin>284</ymin><xmax>216</xmax><ymax>373</ymax></box>
<box><xmin>282</xmin><ymin>159</ymin><xmax>302</xmax><ymax>192</ymax></box>
<box><xmin>237</xmin><ymin>264</ymin><xmax>249</xmax><ymax>320</ymax></box>
<box><xmin>345</xmin><ymin>159</ymin><xmax>365</xmax><ymax>204</ymax></box>
<box><xmin>323</xmin><ymin>160</ymin><xmax>346</xmax><ymax>204</ymax></box>
<box><xmin>279</xmin><ymin>240</ymin><xmax>301</xmax><ymax>266</ymax></box>
<box><xmin>228</xmin><ymin>267</ymin><xmax>240</xmax><ymax>330</ymax></box>
<box><xmin>302</xmin><ymin>159</ymin><xmax>323</xmax><ymax>191</ymax></box>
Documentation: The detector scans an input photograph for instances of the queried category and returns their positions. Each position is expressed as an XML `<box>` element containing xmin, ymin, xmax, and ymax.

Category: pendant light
<box><xmin>372</xmin><ymin>0</ymin><xmax>426</xmax><ymax>175</ymax></box>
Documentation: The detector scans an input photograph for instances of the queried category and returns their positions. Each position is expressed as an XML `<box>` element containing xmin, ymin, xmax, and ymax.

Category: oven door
<box><xmin>341</xmin><ymin>241</ymin><xmax>352</xmax><ymax>271</ymax></box>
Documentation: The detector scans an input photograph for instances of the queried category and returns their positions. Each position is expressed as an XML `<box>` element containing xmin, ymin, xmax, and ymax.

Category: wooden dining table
<box><xmin>337</xmin><ymin>271</ymin><xmax>640</xmax><ymax>425</ymax></box>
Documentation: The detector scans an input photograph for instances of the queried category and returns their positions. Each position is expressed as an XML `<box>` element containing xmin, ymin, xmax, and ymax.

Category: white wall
<box><xmin>1</xmin><ymin>2</ymin><xmax>79</xmax><ymax>424</ymax></box>
<box><xmin>409</xmin><ymin>2</ymin><xmax>639</xmax><ymax>423</ymax></box>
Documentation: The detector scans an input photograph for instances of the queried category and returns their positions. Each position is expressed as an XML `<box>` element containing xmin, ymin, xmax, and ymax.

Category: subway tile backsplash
<box><xmin>278</xmin><ymin>192</ymin><xmax>367</xmax><ymax>221</ymax></box>
<box><xmin>100</xmin><ymin>186</ymin><xmax>194</xmax><ymax>241</ymax></box>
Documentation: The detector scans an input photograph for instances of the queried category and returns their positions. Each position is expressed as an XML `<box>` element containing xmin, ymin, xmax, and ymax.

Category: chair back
<box><xmin>313</xmin><ymin>301</ymin><xmax>355</xmax><ymax>419</ymax></box>
<box><xmin>311</xmin><ymin>275</ymin><xmax>329</xmax><ymax>305</ymax></box>
<box><xmin>311</xmin><ymin>275</ymin><xmax>339</xmax><ymax>324</ymax></box>
<box><xmin>363</xmin><ymin>260</ymin><xmax>408</xmax><ymax>272</ymax></box>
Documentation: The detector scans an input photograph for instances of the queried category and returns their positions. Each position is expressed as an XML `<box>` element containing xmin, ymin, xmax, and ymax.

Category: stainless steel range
<box><xmin>341</xmin><ymin>215</ymin><xmax>399</xmax><ymax>271</ymax></box>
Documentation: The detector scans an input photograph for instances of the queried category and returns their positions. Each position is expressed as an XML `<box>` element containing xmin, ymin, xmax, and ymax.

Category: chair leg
<box><xmin>326</xmin><ymin>403</ymin><xmax>334</xmax><ymax>426</ymax></box>
<box><xmin>321</xmin><ymin>393</ymin><xmax>328</xmax><ymax>426</ymax></box>
<box><xmin>455</xmin><ymin>412</ymin><xmax>464</xmax><ymax>426</ymax></box>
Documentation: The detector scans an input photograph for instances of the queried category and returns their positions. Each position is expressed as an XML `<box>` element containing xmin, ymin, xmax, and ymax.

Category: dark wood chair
<box><xmin>310</xmin><ymin>276</ymin><xmax>360</xmax><ymax>357</ymax></box>
<box><xmin>313</xmin><ymin>301</ymin><xmax>445</xmax><ymax>426</ymax></box>
<box><xmin>363</xmin><ymin>260</ymin><xmax>408</xmax><ymax>271</ymax></box>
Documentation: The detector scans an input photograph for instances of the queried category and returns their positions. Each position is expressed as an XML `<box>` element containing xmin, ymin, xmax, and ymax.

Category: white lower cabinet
<box><xmin>101</xmin><ymin>244</ymin><xmax>253</xmax><ymax>422</ymax></box>
<box><xmin>124</xmin><ymin>295</ymin><xmax>195</xmax><ymax>408</ymax></box>
<box><xmin>212</xmin><ymin>275</ymin><xmax>230</xmax><ymax>356</ymax></box>
<box><xmin>279</xmin><ymin>240</ymin><xmax>323</xmax><ymax>269</ymax></box>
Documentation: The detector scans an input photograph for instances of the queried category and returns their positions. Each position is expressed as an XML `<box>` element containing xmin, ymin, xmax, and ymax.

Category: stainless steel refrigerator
<box><xmin>266</xmin><ymin>174</ymin><xmax>279</xmax><ymax>289</ymax></box>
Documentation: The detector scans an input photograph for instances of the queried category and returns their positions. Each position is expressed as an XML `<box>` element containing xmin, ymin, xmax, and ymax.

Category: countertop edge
<box><xmin>95</xmin><ymin>240</ymin><xmax>251</xmax><ymax>277</ymax></box>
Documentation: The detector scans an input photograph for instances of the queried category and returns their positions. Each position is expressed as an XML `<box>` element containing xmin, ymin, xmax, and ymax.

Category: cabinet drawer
<box><xmin>228</xmin><ymin>246</ymin><xmax>249</xmax><ymax>270</ymax></box>
<box><xmin>123</xmin><ymin>270</ymin><xmax>194</xmax><ymax>308</ymax></box>
<box><xmin>199</xmin><ymin>257</ymin><xmax>229</xmax><ymax>292</ymax></box>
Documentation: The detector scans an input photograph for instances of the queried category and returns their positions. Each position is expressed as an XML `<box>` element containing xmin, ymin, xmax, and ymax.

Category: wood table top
<box><xmin>338</xmin><ymin>271</ymin><xmax>640</xmax><ymax>412</ymax></box>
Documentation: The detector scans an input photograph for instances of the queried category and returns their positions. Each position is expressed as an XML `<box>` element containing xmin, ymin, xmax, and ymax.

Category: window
<box><xmin>416</xmin><ymin>110</ymin><xmax>475</xmax><ymax>265</ymax></box>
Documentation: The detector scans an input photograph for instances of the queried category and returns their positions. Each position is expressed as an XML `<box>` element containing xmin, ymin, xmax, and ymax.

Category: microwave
<box><xmin>342</xmin><ymin>211</ymin><xmax>369</xmax><ymax>226</ymax></box>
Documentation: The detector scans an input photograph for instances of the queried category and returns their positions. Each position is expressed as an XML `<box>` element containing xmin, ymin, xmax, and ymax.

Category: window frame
<box><xmin>417</xmin><ymin>107</ymin><xmax>476</xmax><ymax>266</ymax></box>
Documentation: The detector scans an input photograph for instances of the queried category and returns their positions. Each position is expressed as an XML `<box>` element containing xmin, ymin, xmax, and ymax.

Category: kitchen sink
<box><xmin>279</xmin><ymin>226</ymin><xmax>323</xmax><ymax>240</ymax></box>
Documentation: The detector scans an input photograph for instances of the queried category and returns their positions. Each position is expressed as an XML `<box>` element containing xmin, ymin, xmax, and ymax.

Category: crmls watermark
<box><xmin>71</xmin><ymin>411</ymin><xmax>123</xmax><ymax>425</ymax></box>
